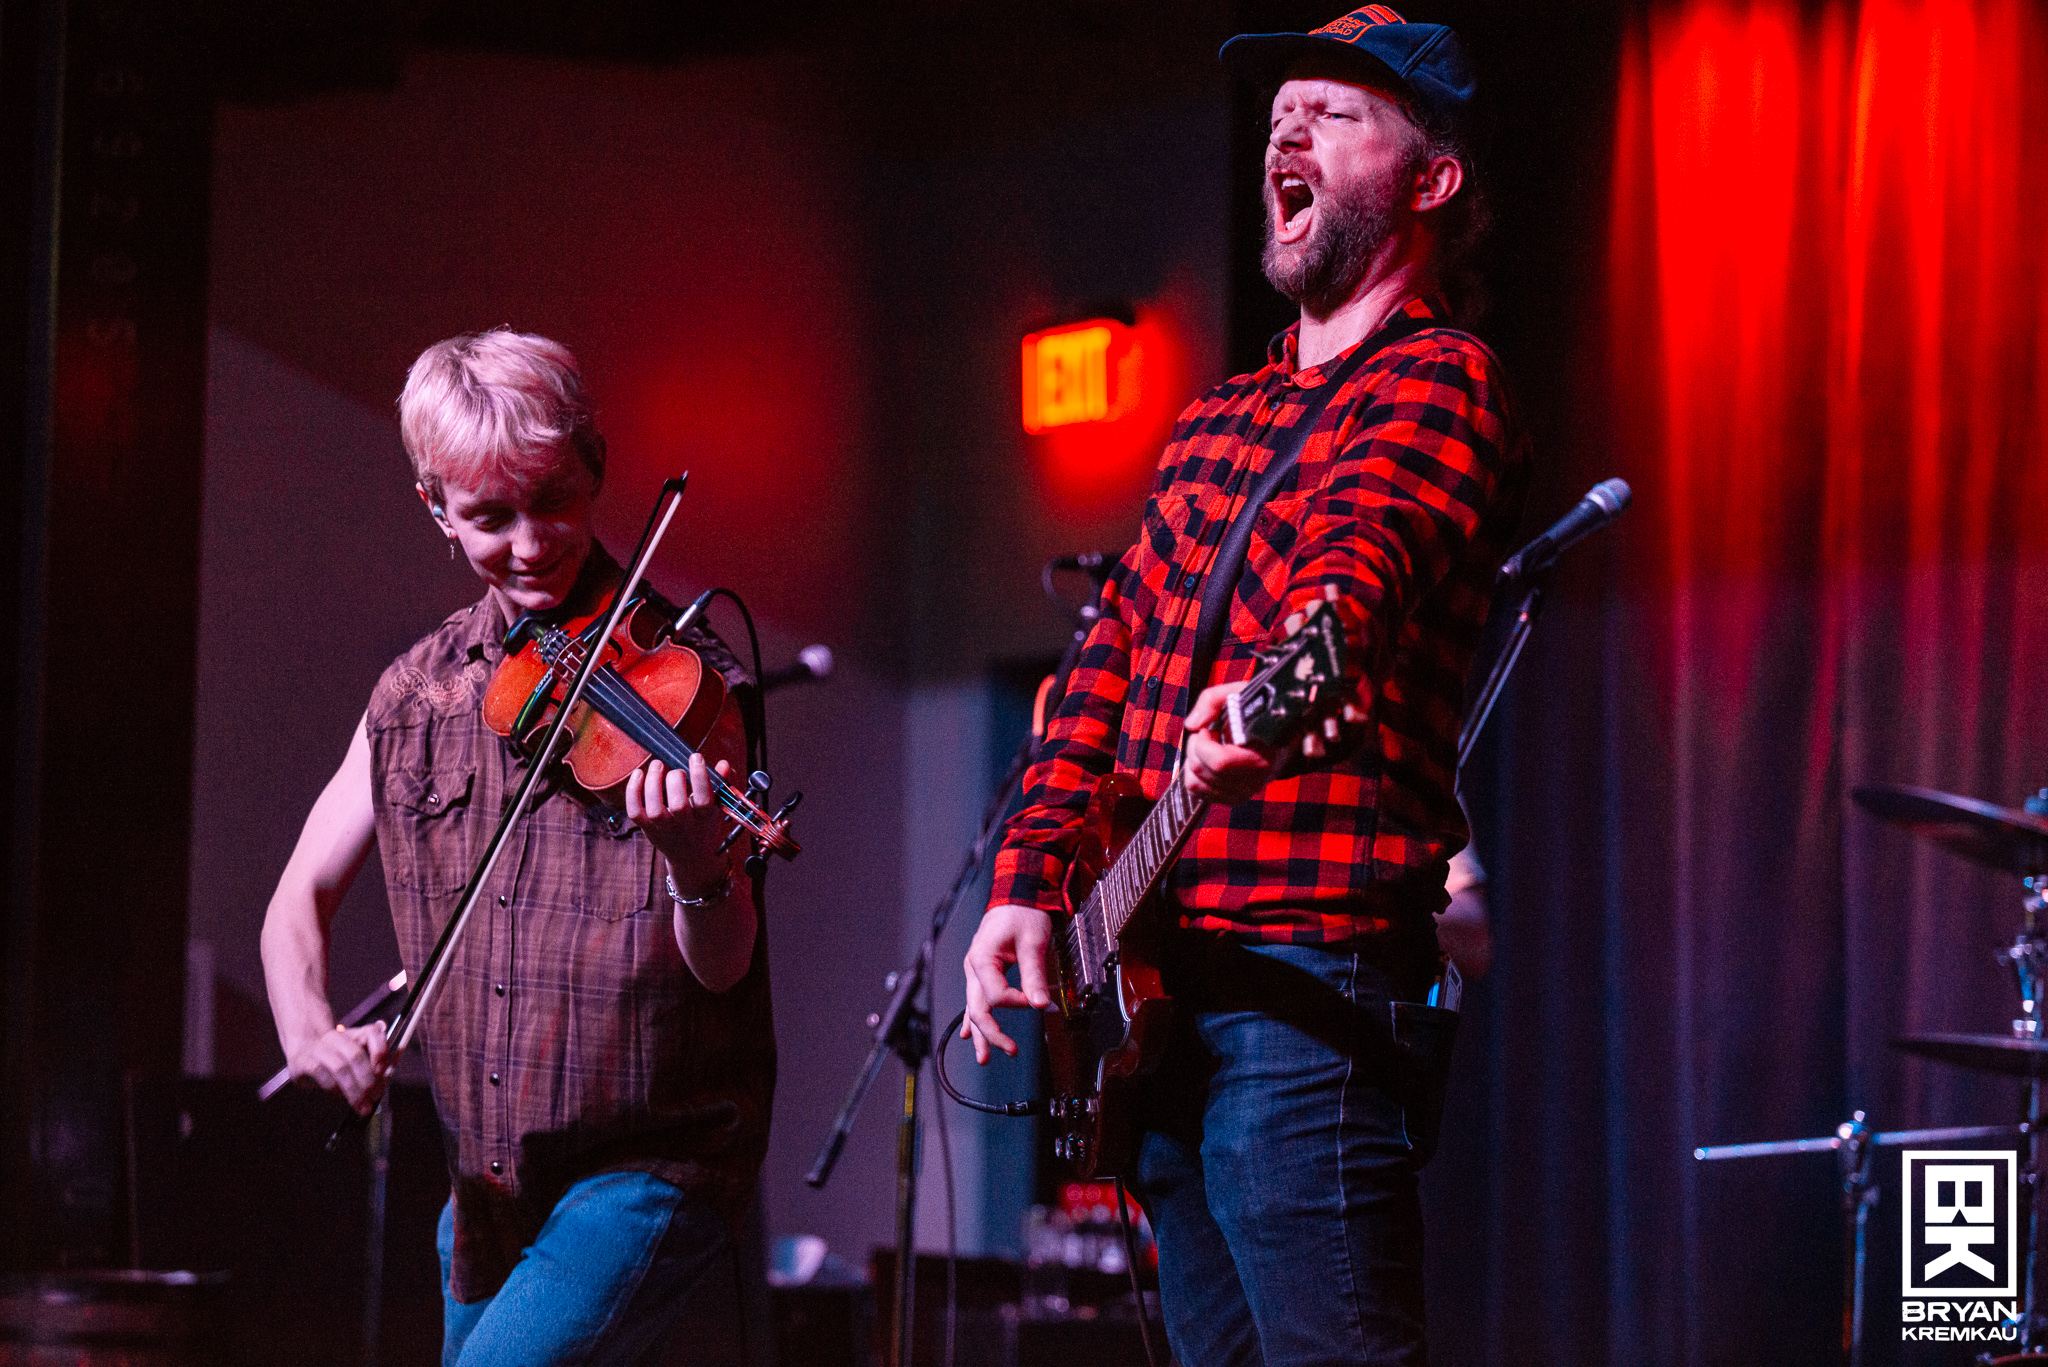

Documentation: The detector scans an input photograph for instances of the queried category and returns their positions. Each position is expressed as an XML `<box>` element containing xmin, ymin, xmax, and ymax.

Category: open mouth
<box><xmin>1273</xmin><ymin>171</ymin><xmax>1316</xmax><ymax>240</ymax></box>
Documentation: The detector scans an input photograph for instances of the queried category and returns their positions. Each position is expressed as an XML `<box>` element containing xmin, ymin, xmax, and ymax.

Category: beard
<box><xmin>1261</xmin><ymin>168</ymin><xmax>1405</xmax><ymax>318</ymax></box>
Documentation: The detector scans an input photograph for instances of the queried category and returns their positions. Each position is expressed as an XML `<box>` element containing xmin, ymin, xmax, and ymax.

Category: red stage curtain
<box><xmin>1440</xmin><ymin>4</ymin><xmax>2048</xmax><ymax>1362</ymax></box>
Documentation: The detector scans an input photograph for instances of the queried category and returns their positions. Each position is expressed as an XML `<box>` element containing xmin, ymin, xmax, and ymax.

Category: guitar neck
<box><xmin>1062</xmin><ymin>596</ymin><xmax>1346</xmax><ymax>992</ymax></box>
<box><xmin>1090</xmin><ymin>770</ymin><xmax>1207</xmax><ymax>945</ymax></box>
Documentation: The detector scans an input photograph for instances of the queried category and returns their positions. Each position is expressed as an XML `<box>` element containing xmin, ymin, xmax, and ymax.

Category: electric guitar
<box><xmin>1044</xmin><ymin>592</ymin><xmax>1349</xmax><ymax>1178</ymax></box>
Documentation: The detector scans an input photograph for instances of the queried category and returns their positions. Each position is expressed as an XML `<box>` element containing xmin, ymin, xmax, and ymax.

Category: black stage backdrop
<box><xmin>1226</xmin><ymin>1</ymin><xmax>2048</xmax><ymax>1363</ymax></box>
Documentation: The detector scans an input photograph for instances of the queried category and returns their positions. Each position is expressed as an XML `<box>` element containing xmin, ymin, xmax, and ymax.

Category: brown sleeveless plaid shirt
<box><xmin>365</xmin><ymin>581</ymin><xmax>775</xmax><ymax>1303</ymax></box>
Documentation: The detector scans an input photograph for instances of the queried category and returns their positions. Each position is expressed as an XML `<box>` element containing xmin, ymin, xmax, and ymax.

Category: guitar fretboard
<box><xmin>1066</xmin><ymin>772</ymin><xmax>1207</xmax><ymax>991</ymax></box>
<box><xmin>1053</xmin><ymin>598</ymin><xmax>1342</xmax><ymax>997</ymax></box>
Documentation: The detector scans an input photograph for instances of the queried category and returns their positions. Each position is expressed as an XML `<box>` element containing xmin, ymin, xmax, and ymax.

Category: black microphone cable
<box><xmin>672</xmin><ymin>586</ymin><xmax>767</xmax><ymax>767</ymax></box>
<box><xmin>932</xmin><ymin>1009</ymin><xmax>1041</xmax><ymax>1117</ymax></box>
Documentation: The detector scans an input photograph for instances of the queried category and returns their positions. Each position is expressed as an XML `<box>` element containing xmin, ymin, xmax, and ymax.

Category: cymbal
<box><xmin>1894</xmin><ymin>1032</ymin><xmax>2048</xmax><ymax>1078</ymax></box>
<box><xmin>1852</xmin><ymin>784</ymin><xmax>2048</xmax><ymax>877</ymax></box>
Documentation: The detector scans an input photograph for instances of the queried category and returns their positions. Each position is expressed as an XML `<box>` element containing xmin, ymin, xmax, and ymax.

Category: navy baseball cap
<box><xmin>1220</xmin><ymin>5</ymin><xmax>1477</xmax><ymax>127</ymax></box>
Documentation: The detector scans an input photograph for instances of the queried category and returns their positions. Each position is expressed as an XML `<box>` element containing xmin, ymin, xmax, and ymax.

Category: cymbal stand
<box><xmin>1839</xmin><ymin>1115</ymin><xmax>1877</xmax><ymax>1365</ymax></box>
<box><xmin>2002</xmin><ymin>879</ymin><xmax>2047</xmax><ymax>1045</ymax></box>
<box><xmin>1696</xmin><ymin>1116</ymin><xmax>2026</xmax><ymax>1367</ymax></box>
<box><xmin>2001</xmin><ymin>875</ymin><xmax>2048</xmax><ymax>1348</ymax></box>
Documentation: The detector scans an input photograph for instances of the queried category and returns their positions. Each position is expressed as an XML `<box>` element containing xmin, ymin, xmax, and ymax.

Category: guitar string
<box><xmin>1093</xmin><ymin>635</ymin><xmax>1297</xmax><ymax>943</ymax></box>
<box><xmin>1061</xmin><ymin>608</ymin><xmax>1325</xmax><ymax>989</ymax></box>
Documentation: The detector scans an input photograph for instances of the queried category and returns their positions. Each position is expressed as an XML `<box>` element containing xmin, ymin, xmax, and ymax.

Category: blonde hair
<box><xmin>398</xmin><ymin>330</ymin><xmax>606</xmax><ymax>505</ymax></box>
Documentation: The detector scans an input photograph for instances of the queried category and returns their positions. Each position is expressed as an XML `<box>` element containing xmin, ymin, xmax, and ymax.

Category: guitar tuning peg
<box><xmin>1323</xmin><ymin>716</ymin><xmax>1342</xmax><ymax>741</ymax></box>
<box><xmin>1341</xmin><ymin>703</ymin><xmax>1365</xmax><ymax>724</ymax></box>
<box><xmin>1321</xmin><ymin>583</ymin><xmax>1340</xmax><ymax>602</ymax></box>
<box><xmin>1301</xmin><ymin>732</ymin><xmax>1324</xmax><ymax>758</ymax></box>
<box><xmin>1284</xmin><ymin>611</ymin><xmax>1303</xmax><ymax>634</ymax></box>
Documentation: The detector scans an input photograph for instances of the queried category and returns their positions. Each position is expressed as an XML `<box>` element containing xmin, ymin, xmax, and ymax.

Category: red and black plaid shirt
<box><xmin>989</xmin><ymin>297</ymin><xmax>1530</xmax><ymax>944</ymax></box>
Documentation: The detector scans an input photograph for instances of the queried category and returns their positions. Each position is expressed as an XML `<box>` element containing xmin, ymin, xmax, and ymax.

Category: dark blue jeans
<box><xmin>1130</xmin><ymin>937</ymin><xmax>1455</xmax><ymax>1367</ymax></box>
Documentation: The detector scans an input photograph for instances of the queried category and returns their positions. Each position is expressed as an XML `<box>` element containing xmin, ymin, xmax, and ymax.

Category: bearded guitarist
<box><xmin>960</xmin><ymin>10</ymin><xmax>1529</xmax><ymax>1365</ymax></box>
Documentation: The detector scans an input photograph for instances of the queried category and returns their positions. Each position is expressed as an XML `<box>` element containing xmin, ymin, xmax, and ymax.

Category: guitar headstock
<box><xmin>1224</xmin><ymin>589</ymin><xmax>1357</xmax><ymax>761</ymax></box>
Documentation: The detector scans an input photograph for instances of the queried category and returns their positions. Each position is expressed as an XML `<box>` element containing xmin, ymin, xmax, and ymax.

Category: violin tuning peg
<box><xmin>744</xmin><ymin>850</ymin><xmax>768</xmax><ymax>879</ymax></box>
<box><xmin>747</xmin><ymin>770</ymin><xmax>772</xmax><ymax>796</ymax></box>
<box><xmin>771</xmin><ymin>791</ymin><xmax>803</xmax><ymax>822</ymax></box>
<box><xmin>718</xmin><ymin>824</ymin><xmax>745</xmax><ymax>854</ymax></box>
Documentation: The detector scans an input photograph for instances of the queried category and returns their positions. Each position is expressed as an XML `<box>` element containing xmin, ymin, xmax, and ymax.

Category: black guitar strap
<box><xmin>1185</xmin><ymin>311</ymin><xmax>1440</xmax><ymax>700</ymax></box>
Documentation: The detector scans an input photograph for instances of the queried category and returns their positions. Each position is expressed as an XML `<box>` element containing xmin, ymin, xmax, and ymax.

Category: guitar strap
<box><xmin>1184</xmin><ymin>310</ymin><xmax>1440</xmax><ymax>700</ymax></box>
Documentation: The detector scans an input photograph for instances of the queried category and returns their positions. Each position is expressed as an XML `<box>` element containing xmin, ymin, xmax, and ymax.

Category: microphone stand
<box><xmin>1464</xmin><ymin>482</ymin><xmax>1632</xmax><ymax>767</ymax></box>
<box><xmin>1458</xmin><ymin>567</ymin><xmax>1547</xmax><ymax>770</ymax></box>
<box><xmin>805</xmin><ymin>564</ymin><xmax>1106</xmax><ymax>1367</ymax></box>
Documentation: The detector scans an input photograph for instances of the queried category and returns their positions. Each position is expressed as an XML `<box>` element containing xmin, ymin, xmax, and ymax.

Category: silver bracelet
<box><xmin>665</xmin><ymin>869</ymin><xmax>733</xmax><ymax>908</ymax></box>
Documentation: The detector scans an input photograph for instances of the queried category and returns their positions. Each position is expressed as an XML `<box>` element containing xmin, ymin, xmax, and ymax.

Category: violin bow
<box><xmin>328</xmin><ymin>475</ymin><xmax>689</xmax><ymax>1146</ymax></box>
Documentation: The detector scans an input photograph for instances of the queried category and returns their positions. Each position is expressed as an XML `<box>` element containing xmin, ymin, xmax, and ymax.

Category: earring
<box><xmin>447</xmin><ymin>538</ymin><xmax>458</xmax><ymax>561</ymax></box>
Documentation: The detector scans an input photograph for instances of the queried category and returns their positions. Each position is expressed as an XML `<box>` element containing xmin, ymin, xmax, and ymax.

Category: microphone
<box><xmin>671</xmin><ymin>589</ymin><xmax>715</xmax><ymax>636</ymax></box>
<box><xmin>760</xmin><ymin>644</ymin><xmax>835</xmax><ymax>695</ymax></box>
<box><xmin>1499</xmin><ymin>478</ymin><xmax>1632</xmax><ymax>581</ymax></box>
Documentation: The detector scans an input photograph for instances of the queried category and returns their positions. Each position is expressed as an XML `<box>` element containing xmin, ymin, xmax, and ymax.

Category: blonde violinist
<box><xmin>259</xmin><ymin>330</ymin><xmax>772</xmax><ymax>1365</ymax></box>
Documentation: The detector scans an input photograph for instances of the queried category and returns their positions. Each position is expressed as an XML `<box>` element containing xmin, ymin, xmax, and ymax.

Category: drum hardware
<box><xmin>1855</xmin><ymin>784</ymin><xmax>2048</xmax><ymax>1359</ymax></box>
<box><xmin>1696</xmin><ymin>1115</ymin><xmax>2027</xmax><ymax>1366</ymax></box>
<box><xmin>1692</xmin><ymin>785</ymin><xmax>2048</xmax><ymax>1365</ymax></box>
<box><xmin>1847</xmin><ymin>786</ymin><xmax>2048</xmax><ymax>879</ymax></box>
<box><xmin>1894</xmin><ymin>1035</ymin><xmax>2048</xmax><ymax>1078</ymax></box>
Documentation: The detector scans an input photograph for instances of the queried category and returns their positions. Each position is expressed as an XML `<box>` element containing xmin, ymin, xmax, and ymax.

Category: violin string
<box><xmin>387</xmin><ymin>497</ymin><xmax>681</xmax><ymax>1067</ymax></box>
<box><xmin>534</xmin><ymin>623</ymin><xmax>784</xmax><ymax>848</ymax></box>
<box><xmin>576</xmin><ymin>664</ymin><xmax>771</xmax><ymax>837</ymax></box>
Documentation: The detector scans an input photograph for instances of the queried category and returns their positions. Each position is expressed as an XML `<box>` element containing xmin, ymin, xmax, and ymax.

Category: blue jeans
<box><xmin>1129</xmin><ymin>937</ymin><xmax>1455</xmax><ymax>1367</ymax></box>
<box><xmin>437</xmin><ymin>1171</ymin><xmax>741</xmax><ymax>1366</ymax></box>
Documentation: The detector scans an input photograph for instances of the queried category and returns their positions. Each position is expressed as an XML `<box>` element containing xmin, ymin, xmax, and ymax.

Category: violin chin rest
<box><xmin>504</xmin><ymin>615</ymin><xmax>544</xmax><ymax>654</ymax></box>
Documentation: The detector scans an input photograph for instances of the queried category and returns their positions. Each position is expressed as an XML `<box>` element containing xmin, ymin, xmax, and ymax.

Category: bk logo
<box><xmin>1901</xmin><ymin>1150</ymin><xmax>2018</xmax><ymax>1298</ymax></box>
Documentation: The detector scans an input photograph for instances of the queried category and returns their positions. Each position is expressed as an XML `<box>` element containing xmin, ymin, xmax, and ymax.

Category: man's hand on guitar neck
<box><xmin>962</xmin><ymin>904</ymin><xmax>1054</xmax><ymax>1065</ymax></box>
<box><xmin>1183</xmin><ymin>682</ymin><xmax>1282</xmax><ymax>804</ymax></box>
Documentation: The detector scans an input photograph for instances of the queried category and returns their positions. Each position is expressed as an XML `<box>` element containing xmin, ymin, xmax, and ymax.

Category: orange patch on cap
<box><xmin>1315</xmin><ymin>5</ymin><xmax>1405</xmax><ymax>37</ymax></box>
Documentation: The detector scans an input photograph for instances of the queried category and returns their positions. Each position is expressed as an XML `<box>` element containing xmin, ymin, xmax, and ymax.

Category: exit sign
<box><xmin>1022</xmin><ymin>318</ymin><xmax>1138</xmax><ymax>433</ymax></box>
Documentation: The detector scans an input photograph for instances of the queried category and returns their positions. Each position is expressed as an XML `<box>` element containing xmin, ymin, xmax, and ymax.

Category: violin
<box><xmin>324</xmin><ymin>478</ymin><xmax>790</xmax><ymax>1151</ymax></box>
<box><xmin>481</xmin><ymin>593</ymin><xmax>801</xmax><ymax>870</ymax></box>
